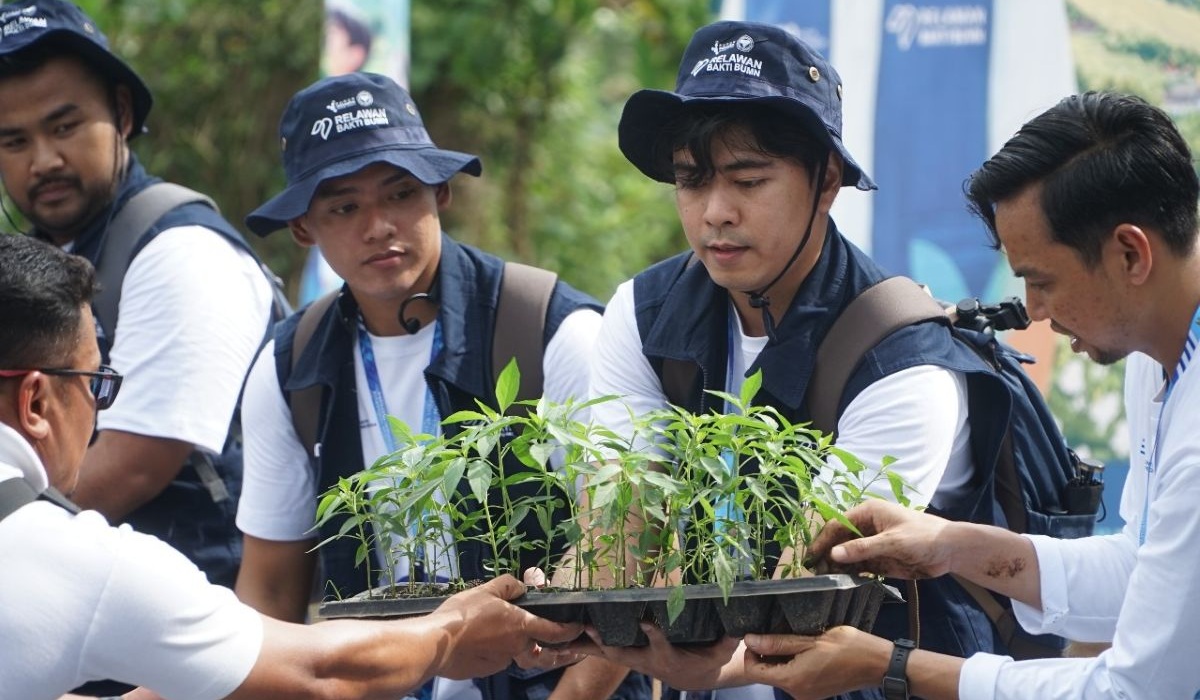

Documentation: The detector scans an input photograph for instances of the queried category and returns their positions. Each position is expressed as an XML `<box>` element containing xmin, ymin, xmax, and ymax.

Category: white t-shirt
<box><xmin>97</xmin><ymin>226</ymin><xmax>274</xmax><ymax>454</ymax></box>
<box><xmin>237</xmin><ymin>306</ymin><xmax>602</xmax><ymax>581</ymax></box>
<box><xmin>960</xmin><ymin>349</ymin><xmax>1200</xmax><ymax>699</ymax></box>
<box><xmin>589</xmin><ymin>280</ymin><xmax>973</xmax><ymax>510</ymax></box>
<box><xmin>0</xmin><ymin>425</ymin><xmax>261</xmax><ymax>700</ymax></box>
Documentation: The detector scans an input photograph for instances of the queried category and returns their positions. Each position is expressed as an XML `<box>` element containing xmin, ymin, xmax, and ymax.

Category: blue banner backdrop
<box><xmin>871</xmin><ymin>1</ymin><xmax>994</xmax><ymax>302</ymax></box>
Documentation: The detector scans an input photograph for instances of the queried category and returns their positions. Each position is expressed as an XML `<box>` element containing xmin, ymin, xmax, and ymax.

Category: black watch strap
<box><xmin>882</xmin><ymin>637</ymin><xmax>916</xmax><ymax>700</ymax></box>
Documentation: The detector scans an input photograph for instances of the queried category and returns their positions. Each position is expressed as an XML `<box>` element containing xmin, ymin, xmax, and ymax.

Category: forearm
<box><xmin>906</xmin><ymin>649</ymin><xmax>966</xmax><ymax>700</ymax></box>
<box><xmin>942</xmin><ymin>521</ymin><xmax>1042</xmax><ymax>609</ymax></box>
<box><xmin>549</xmin><ymin>657</ymin><xmax>630</xmax><ymax>700</ymax></box>
<box><xmin>235</xmin><ymin>536</ymin><xmax>317</xmax><ymax>623</ymax></box>
<box><xmin>744</xmin><ymin>627</ymin><xmax>965</xmax><ymax>700</ymax></box>
<box><xmin>311</xmin><ymin>616</ymin><xmax>452</xmax><ymax>694</ymax></box>
<box><xmin>231</xmin><ymin>615</ymin><xmax>451</xmax><ymax>700</ymax></box>
<box><xmin>72</xmin><ymin>430</ymin><xmax>193</xmax><ymax>520</ymax></box>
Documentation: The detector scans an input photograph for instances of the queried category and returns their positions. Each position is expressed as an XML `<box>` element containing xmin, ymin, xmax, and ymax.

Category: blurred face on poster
<box><xmin>323</xmin><ymin>6</ymin><xmax>372</xmax><ymax>76</ymax></box>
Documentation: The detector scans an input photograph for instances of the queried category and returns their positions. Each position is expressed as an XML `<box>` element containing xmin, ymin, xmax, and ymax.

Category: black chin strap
<box><xmin>745</xmin><ymin>158</ymin><xmax>828</xmax><ymax>344</ymax></box>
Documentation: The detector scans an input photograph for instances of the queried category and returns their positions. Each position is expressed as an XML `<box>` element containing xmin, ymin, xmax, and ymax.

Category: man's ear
<box><xmin>10</xmin><ymin>373</ymin><xmax>53</xmax><ymax>442</ymax></box>
<box><xmin>435</xmin><ymin>182</ymin><xmax>452</xmax><ymax>211</ymax></box>
<box><xmin>114</xmin><ymin>85</ymin><xmax>134</xmax><ymax>139</ymax></box>
<box><xmin>817</xmin><ymin>152</ymin><xmax>844</xmax><ymax>214</ymax></box>
<box><xmin>1111</xmin><ymin>223</ymin><xmax>1153</xmax><ymax>286</ymax></box>
<box><xmin>289</xmin><ymin>217</ymin><xmax>317</xmax><ymax>248</ymax></box>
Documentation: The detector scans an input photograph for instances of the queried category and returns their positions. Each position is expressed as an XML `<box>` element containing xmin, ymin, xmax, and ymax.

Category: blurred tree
<box><xmin>10</xmin><ymin>0</ymin><xmax>713</xmax><ymax>303</ymax></box>
<box><xmin>76</xmin><ymin>0</ymin><xmax>323</xmax><ymax>298</ymax></box>
<box><xmin>408</xmin><ymin>0</ymin><xmax>712</xmax><ymax>299</ymax></box>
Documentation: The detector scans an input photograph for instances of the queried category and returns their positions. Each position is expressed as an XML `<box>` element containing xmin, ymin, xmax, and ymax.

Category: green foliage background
<box><xmin>49</xmin><ymin>0</ymin><xmax>712</xmax><ymax>303</ymax></box>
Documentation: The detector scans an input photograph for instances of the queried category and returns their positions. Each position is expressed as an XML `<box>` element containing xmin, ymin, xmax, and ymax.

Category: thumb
<box><xmin>524</xmin><ymin>615</ymin><xmax>584</xmax><ymax>645</ymax></box>
<box><xmin>830</xmin><ymin>537</ymin><xmax>877</xmax><ymax>564</ymax></box>
<box><xmin>483</xmin><ymin>574</ymin><xmax>527</xmax><ymax>601</ymax></box>
<box><xmin>523</xmin><ymin>567</ymin><xmax>548</xmax><ymax>588</ymax></box>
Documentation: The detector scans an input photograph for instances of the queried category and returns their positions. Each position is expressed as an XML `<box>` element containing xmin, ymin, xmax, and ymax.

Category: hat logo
<box><xmin>690</xmin><ymin>49</ymin><xmax>763</xmax><ymax>78</ymax></box>
<box><xmin>735</xmin><ymin>35</ymin><xmax>754</xmax><ymax>52</ymax></box>
<box><xmin>326</xmin><ymin>97</ymin><xmax>356</xmax><ymax>113</ymax></box>
<box><xmin>356</xmin><ymin>90</ymin><xmax>374</xmax><ymax>107</ymax></box>
<box><xmin>311</xmin><ymin>118</ymin><xmax>333</xmax><ymax>141</ymax></box>
<box><xmin>0</xmin><ymin>10</ymin><xmax>47</xmax><ymax>38</ymax></box>
<box><xmin>711</xmin><ymin>39</ymin><xmax>736</xmax><ymax>56</ymax></box>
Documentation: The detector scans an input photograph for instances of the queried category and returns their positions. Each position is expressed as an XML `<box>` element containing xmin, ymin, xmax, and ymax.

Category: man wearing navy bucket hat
<box><xmin>0</xmin><ymin>0</ymin><xmax>280</xmax><ymax>636</ymax></box>
<box><xmin>580</xmin><ymin>20</ymin><xmax>1007</xmax><ymax>700</ymax></box>
<box><xmin>236</xmin><ymin>72</ymin><xmax>639</xmax><ymax>700</ymax></box>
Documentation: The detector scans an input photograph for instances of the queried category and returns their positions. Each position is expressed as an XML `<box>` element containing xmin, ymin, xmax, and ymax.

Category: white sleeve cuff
<box><xmin>959</xmin><ymin>653</ymin><xmax>1011</xmax><ymax>700</ymax></box>
<box><xmin>1011</xmin><ymin>534</ymin><xmax>1069</xmax><ymax>634</ymax></box>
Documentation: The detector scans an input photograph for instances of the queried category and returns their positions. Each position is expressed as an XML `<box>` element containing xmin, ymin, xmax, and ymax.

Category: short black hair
<box><xmin>0</xmin><ymin>234</ymin><xmax>97</xmax><ymax>369</ymax></box>
<box><xmin>654</xmin><ymin>103</ymin><xmax>830</xmax><ymax>189</ymax></box>
<box><xmin>966</xmin><ymin>92</ymin><xmax>1199</xmax><ymax>266</ymax></box>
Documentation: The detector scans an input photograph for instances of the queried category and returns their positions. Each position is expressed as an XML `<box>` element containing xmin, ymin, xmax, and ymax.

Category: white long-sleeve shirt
<box><xmin>960</xmin><ymin>350</ymin><xmax>1200</xmax><ymax>699</ymax></box>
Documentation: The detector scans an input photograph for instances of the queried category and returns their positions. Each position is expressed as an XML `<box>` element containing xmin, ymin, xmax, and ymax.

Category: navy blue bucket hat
<box><xmin>247</xmin><ymin>72</ymin><xmax>481</xmax><ymax>236</ymax></box>
<box><xmin>0</xmin><ymin>0</ymin><xmax>153</xmax><ymax>138</ymax></box>
<box><xmin>619</xmin><ymin>20</ymin><xmax>874</xmax><ymax>191</ymax></box>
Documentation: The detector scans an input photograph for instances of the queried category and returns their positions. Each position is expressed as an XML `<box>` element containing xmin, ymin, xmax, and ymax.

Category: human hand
<box><xmin>741</xmin><ymin>626</ymin><xmax>890</xmax><ymax>700</ymax></box>
<box><xmin>570</xmin><ymin>622</ymin><xmax>742</xmax><ymax>691</ymax></box>
<box><xmin>432</xmin><ymin>575</ymin><xmax>584</xmax><ymax>679</ymax></box>
<box><xmin>807</xmin><ymin>500</ymin><xmax>953</xmax><ymax>579</ymax></box>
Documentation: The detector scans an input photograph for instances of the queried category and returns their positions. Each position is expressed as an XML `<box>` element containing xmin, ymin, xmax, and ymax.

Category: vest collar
<box><xmin>642</xmin><ymin>222</ymin><xmax>874</xmax><ymax>411</ymax></box>
<box><xmin>285</xmin><ymin>233</ymin><xmax>493</xmax><ymax>402</ymax></box>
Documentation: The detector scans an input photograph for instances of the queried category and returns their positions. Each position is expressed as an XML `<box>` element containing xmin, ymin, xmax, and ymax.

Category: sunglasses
<box><xmin>0</xmin><ymin>365</ymin><xmax>123</xmax><ymax>410</ymax></box>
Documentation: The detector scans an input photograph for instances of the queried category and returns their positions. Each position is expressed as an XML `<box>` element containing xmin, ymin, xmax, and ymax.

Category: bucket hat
<box><xmin>247</xmin><ymin>72</ymin><xmax>481</xmax><ymax>236</ymax></box>
<box><xmin>0</xmin><ymin>0</ymin><xmax>153</xmax><ymax>138</ymax></box>
<box><xmin>619</xmin><ymin>20</ymin><xmax>874</xmax><ymax>190</ymax></box>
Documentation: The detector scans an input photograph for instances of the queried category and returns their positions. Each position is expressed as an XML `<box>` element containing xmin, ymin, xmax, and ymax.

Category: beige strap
<box><xmin>493</xmin><ymin>262</ymin><xmax>556</xmax><ymax>407</ymax></box>
<box><xmin>289</xmin><ymin>291</ymin><xmax>339</xmax><ymax>457</ymax></box>
<box><xmin>808</xmin><ymin>277</ymin><xmax>946</xmax><ymax>434</ymax></box>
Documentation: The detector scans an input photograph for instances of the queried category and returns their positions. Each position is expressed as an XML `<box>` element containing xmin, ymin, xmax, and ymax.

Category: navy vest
<box><xmin>633</xmin><ymin>226</ymin><xmax>1024</xmax><ymax>677</ymax></box>
<box><xmin>274</xmin><ymin>234</ymin><xmax>601</xmax><ymax>598</ymax></box>
<box><xmin>44</xmin><ymin>157</ymin><xmax>267</xmax><ymax>590</ymax></box>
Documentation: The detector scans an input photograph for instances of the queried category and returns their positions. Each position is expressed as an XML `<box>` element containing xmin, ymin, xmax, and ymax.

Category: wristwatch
<box><xmin>882</xmin><ymin>637</ymin><xmax>916</xmax><ymax>700</ymax></box>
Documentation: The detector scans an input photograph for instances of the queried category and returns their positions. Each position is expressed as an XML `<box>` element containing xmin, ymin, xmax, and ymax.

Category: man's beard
<box><xmin>26</xmin><ymin>175</ymin><xmax>114</xmax><ymax>239</ymax></box>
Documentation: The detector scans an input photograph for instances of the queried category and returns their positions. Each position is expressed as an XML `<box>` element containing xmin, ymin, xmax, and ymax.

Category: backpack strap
<box><xmin>289</xmin><ymin>290</ymin><xmax>340</xmax><ymax>458</ymax></box>
<box><xmin>0</xmin><ymin>479</ymin><xmax>80</xmax><ymax>521</ymax></box>
<box><xmin>494</xmin><ymin>262</ymin><xmax>557</xmax><ymax>406</ymax></box>
<box><xmin>808</xmin><ymin>277</ymin><xmax>947</xmax><ymax>433</ymax></box>
<box><xmin>93</xmin><ymin>183</ymin><xmax>218</xmax><ymax>342</ymax></box>
<box><xmin>0</xmin><ymin>477</ymin><xmax>37</xmax><ymax>522</ymax></box>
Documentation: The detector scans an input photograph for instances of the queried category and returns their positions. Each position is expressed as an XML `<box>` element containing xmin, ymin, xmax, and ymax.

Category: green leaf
<box><xmin>443</xmin><ymin>456</ymin><xmax>467</xmax><ymax>495</ymax></box>
<box><xmin>739</xmin><ymin>368</ymin><xmax>763</xmax><ymax>407</ymax></box>
<box><xmin>467</xmin><ymin>459</ymin><xmax>493</xmax><ymax>503</ymax></box>
<box><xmin>495</xmin><ymin>358</ymin><xmax>520</xmax><ymax>412</ymax></box>
<box><xmin>529</xmin><ymin>441</ymin><xmax>557</xmax><ymax>469</ymax></box>
<box><xmin>443</xmin><ymin>409</ymin><xmax>487</xmax><ymax>424</ymax></box>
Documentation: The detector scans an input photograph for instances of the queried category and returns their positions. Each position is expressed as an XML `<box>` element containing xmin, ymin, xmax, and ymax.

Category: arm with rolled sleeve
<box><xmin>960</xmin><ymin>353</ymin><xmax>1200</xmax><ymax>700</ymax></box>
